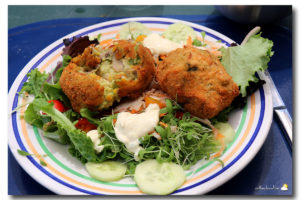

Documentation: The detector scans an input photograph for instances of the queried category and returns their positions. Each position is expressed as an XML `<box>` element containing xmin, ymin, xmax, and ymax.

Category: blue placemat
<box><xmin>8</xmin><ymin>15</ymin><xmax>292</xmax><ymax>195</ymax></box>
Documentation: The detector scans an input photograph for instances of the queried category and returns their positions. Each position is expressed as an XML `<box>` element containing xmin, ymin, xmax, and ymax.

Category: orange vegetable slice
<box><xmin>144</xmin><ymin>96</ymin><xmax>166</xmax><ymax>108</ymax></box>
<box><xmin>135</xmin><ymin>35</ymin><xmax>147</xmax><ymax>42</ymax></box>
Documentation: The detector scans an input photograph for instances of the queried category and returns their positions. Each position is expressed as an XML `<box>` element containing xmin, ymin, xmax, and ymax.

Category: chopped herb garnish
<box><xmin>17</xmin><ymin>149</ymin><xmax>32</xmax><ymax>156</ymax></box>
<box><xmin>18</xmin><ymin>149</ymin><xmax>48</xmax><ymax>158</ymax></box>
<box><xmin>200</xmin><ymin>31</ymin><xmax>207</xmax><ymax>46</ymax></box>
<box><xmin>40</xmin><ymin>159</ymin><xmax>47</xmax><ymax>166</ymax></box>
<box><xmin>201</xmin><ymin>31</ymin><xmax>206</xmax><ymax>40</ymax></box>
<box><xmin>213</xmin><ymin>158</ymin><xmax>225</xmax><ymax>168</ymax></box>
<box><xmin>192</xmin><ymin>39</ymin><xmax>203</xmax><ymax>47</ymax></box>
<box><xmin>96</xmin><ymin>33</ymin><xmax>102</xmax><ymax>43</ymax></box>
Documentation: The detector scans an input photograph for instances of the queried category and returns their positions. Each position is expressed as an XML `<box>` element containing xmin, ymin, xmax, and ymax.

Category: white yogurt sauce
<box><xmin>114</xmin><ymin>104</ymin><xmax>160</xmax><ymax>161</ymax></box>
<box><xmin>143</xmin><ymin>33</ymin><xmax>183</xmax><ymax>55</ymax></box>
<box><xmin>86</xmin><ymin>130</ymin><xmax>104</xmax><ymax>154</ymax></box>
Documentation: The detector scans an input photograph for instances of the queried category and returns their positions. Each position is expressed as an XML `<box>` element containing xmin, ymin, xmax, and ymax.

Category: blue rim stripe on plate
<box><xmin>11</xmin><ymin>19</ymin><xmax>263</xmax><ymax>195</ymax></box>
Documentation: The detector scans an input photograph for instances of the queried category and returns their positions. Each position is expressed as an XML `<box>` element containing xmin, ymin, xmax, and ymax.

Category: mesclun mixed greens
<box><xmin>22</xmin><ymin>79</ymin><xmax>222</xmax><ymax>174</ymax></box>
<box><xmin>87</xmin><ymin>99</ymin><xmax>222</xmax><ymax>174</ymax></box>
<box><xmin>18</xmin><ymin>21</ymin><xmax>274</xmax><ymax>195</ymax></box>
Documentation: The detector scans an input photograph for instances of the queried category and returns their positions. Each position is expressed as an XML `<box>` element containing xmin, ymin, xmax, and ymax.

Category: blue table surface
<box><xmin>8</xmin><ymin>15</ymin><xmax>293</xmax><ymax>195</ymax></box>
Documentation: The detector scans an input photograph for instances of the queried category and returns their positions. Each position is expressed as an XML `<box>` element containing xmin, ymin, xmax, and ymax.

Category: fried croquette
<box><xmin>60</xmin><ymin>40</ymin><xmax>155</xmax><ymax>112</ymax></box>
<box><xmin>112</xmin><ymin>40</ymin><xmax>156</xmax><ymax>98</ymax></box>
<box><xmin>59</xmin><ymin>62</ymin><xmax>105</xmax><ymax>112</ymax></box>
<box><xmin>156</xmin><ymin>47</ymin><xmax>240</xmax><ymax>119</ymax></box>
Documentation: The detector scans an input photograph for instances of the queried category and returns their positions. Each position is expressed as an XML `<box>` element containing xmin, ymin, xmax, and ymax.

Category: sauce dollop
<box><xmin>143</xmin><ymin>33</ymin><xmax>183</xmax><ymax>55</ymax></box>
<box><xmin>114</xmin><ymin>104</ymin><xmax>160</xmax><ymax>161</ymax></box>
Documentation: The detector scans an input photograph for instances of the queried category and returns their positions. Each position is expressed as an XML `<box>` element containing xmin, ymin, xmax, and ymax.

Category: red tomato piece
<box><xmin>75</xmin><ymin>118</ymin><xmax>97</xmax><ymax>133</ymax></box>
<box><xmin>48</xmin><ymin>100</ymin><xmax>68</xmax><ymax>113</ymax></box>
<box><xmin>175</xmin><ymin>111</ymin><xmax>184</xmax><ymax>119</ymax></box>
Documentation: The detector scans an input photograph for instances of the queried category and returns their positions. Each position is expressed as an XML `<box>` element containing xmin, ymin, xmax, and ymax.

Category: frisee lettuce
<box><xmin>220</xmin><ymin>33</ymin><xmax>274</xmax><ymax>97</ymax></box>
<box><xmin>20</xmin><ymin>69</ymin><xmax>48</xmax><ymax>98</ymax></box>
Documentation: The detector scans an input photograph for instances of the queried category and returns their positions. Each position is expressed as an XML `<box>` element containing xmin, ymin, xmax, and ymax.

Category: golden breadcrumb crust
<box><xmin>60</xmin><ymin>40</ymin><xmax>155</xmax><ymax>112</ymax></box>
<box><xmin>156</xmin><ymin>46</ymin><xmax>239</xmax><ymax>119</ymax></box>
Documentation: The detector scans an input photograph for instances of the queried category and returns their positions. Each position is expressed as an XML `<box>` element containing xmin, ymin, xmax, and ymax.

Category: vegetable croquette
<box><xmin>156</xmin><ymin>46</ymin><xmax>240</xmax><ymax>119</ymax></box>
<box><xmin>60</xmin><ymin>40</ymin><xmax>155</xmax><ymax>112</ymax></box>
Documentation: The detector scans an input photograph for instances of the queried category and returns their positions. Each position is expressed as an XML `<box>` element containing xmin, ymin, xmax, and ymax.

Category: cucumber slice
<box><xmin>85</xmin><ymin>161</ymin><xmax>126</xmax><ymax>182</ymax></box>
<box><xmin>134</xmin><ymin>159</ymin><xmax>186</xmax><ymax>195</ymax></box>
<box><xmin>162</xmin><ymin>23</ymin><xmax>197</xmax><ymax>44</ymax></box>
<box><xmin>215</xmin><ymin>122</ymin><xmax>235</xmax><ymax>145</ymax></box>
<box><xmin>118</xmin><ymin>21</ymin><xmax>151</xmax><ymax>40</ymax></box>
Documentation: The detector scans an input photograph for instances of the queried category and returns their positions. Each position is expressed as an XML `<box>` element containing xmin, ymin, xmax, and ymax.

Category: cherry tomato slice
<box><xmin>48</xmin><ymin>100</ymin><xmax>68</xmax><ymax>113</ymax></box>
<box><xmin>175</xmin><ymin>111</ymin><xmax>184</xmax><ymax>119</ymax></box>
<box><xmin>75</xmin><ymin>118</ymin><xmax>97</xmax><ymax>133</ymax></box>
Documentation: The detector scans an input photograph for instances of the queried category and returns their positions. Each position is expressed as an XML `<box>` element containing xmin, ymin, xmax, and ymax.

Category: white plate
<box><xmin>8</xmin><ymin>17</ymin><xmax>273</xmax><ymax>195</ymax></box>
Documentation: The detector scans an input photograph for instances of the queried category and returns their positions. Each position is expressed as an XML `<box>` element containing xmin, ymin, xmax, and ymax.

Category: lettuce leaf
<box><xmin>20</xmin><ymin>69</ymin><xmax>48</xmax><ymax>98</ymax></box>
<box><xmin>42</xmin><ymin>82</ymin><xmax>71</xmax><ymax>108</ymax></box>
<box><xmin>42</xmin><ymin>123</ymin><xmax>70</xmax><ymax>145</ymax></box>
<box><xmin>80</xmin><ymin>108</ymin><xmax>101</xmax><ymax>126</ymax></box>
<box><xmin>24</xmin><ymin>103</ymin><xmax>44</xmax><ymax>128</ymax></box>
<box><xmin>31</xmin><ymin>98</ymin><xmax>99</xmax><ymax>162</ymax></box>
<box><xmin>220</xmin><ymin>33</ymin><xmax>274</xmax><ymax>97</ymax></box>
<box><xmin>68</xmin><ymin>143</ymin><xmax>88</xmax><ymax>164</ymax></box>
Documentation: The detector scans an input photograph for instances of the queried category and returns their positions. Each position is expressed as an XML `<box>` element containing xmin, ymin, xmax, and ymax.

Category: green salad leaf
<box><xmin>42</xmin><ymin>82</ymin><xmax>71</xmax><ymax>108</ymax></box>
<box><xmin>19</xmin><ymin>64</ymin><xmax>71</xmax><ymax>108</ymax></box>
<box><xmin>90</xmin><ymin>99</ymin><xmax>221</xmax><ymax>174</ymax></box>
<box><xmin>24</xmin><ymin>101</ymin><xmax>70</xmax><ymax>144</ymax></box>
<box><xmin>68</xmin><ymin>143</ymin><xmax>88</xmax><ymax>163</ymax></box>
<box><xmin>20</xmin><ymin>69</ymin><xmax>48</xmax><ymax>98</ymax></box>
<box><xmin>210</xmin><ymin>105</ymin><xmax>235</xmax><ymax>124</ymax></box>
<box><xmin>220</xmin><ymin>33</ymin><xmax>274</xmax><ymax>97</ymax></box>
<box><xmin>80</xmin><ymin>108</ymin><xmax>101</xmax><ymax>125</ymax></box>
<box><xmin>42</xmin><ymin>121</ymin><xmax>70</xmax><ymax>144</ymax></box>
<box><xmin>24</xmin><ymin>103</ymin><xmax>44</xmax><ymax>128</ymax></box>
<box><xmin>30</xmin><ymin>98</ymin><xmax>99</xmax><ymax>162</ymax></box>
<box><xmin>62</xmin><ymin>54</ymin><xmax>72</xmax><ymax>68</ymax></box>
<box><xmin>42</xmin><ymin>82</ymin><xmax>62</xmax><ymax>99</ymax></box>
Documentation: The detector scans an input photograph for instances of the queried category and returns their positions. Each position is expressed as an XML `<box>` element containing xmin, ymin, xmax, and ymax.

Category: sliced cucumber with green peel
<box><xmin>162</xmin><ymin>23</ymin><xmax>197</xmax><ymax>44</ymax></box>
<box><xmin>85</xmin><ymin>161</ymin><xmax>126</xmax><ymax>182</ymax></box>
<box><xmin>134</xmin><ymin>159</ymin><xmax>186</xmax><ymax>195</ymax></box>
<box><xmin>118</xmin><ymin>21</ymin><xmax>151</xmax><ymax>40</ymax></box>
<box><xmin>215</xmin><ymin>122</ymin><xmax>235</xmax><ymax>145</ymax></box>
